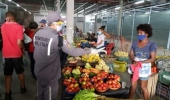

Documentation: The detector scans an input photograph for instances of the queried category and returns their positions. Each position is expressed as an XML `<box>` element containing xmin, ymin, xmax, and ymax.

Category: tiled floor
<box><xmin>0</xmin><ymin>52</ymin><xmax>164</xmax><ymax>100</ymax></box>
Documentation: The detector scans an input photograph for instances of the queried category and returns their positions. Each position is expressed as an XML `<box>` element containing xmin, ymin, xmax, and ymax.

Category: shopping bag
<box><xmin>24</xmin><ymin>33</ymin><xmax>32</xmax><ymax>43</ymax></box>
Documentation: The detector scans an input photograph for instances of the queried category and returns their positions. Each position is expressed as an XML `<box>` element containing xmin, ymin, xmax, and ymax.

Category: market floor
<box><xmin>0</xmin><ymin>52</ymin><xmax>163</xmax><ymax>100</ymax></box>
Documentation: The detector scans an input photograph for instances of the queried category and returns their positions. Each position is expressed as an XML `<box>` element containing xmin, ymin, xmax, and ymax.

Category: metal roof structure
<box><xmin>3</xmin><ymin>0</ymin><xmax>170</xmax><ymax>16</ymax></box>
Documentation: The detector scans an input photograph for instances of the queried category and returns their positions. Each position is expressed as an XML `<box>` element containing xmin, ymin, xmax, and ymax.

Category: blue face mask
<box><xmin>138</xmin><ymin>35</ymin><xmax>146</xmax><ymax>40</ymax></box>
<box><xmin>98</xmin><ymin>31</ymin><xmax>102</xmax><ymax>35</ymax></box>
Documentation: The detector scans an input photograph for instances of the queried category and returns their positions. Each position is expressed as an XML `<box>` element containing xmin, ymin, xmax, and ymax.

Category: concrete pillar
<box><xmin>117</xmin><ymin>0</ymin><xmax>123</xmax><ymax>36</ymax></box>
<box><xmin>94</xmin><ymin>4</ymin><xmax>98</xmax><ymax>33</ymax></box>
<box><xmin>83</xmin><ymin>7</ymin><xmax>86</xmax><ymax>33</ymax></box>
<box><xmin>57</xmin><ymin>0</ymin><xmax>61</xmax><ymax>13</ymax></box>
<box><xmin>66</xmin><ymin>0</ymin><xmax>74</xmax><ymax>43</ymax></box>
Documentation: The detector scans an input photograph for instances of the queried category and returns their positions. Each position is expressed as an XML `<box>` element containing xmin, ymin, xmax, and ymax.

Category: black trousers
<box><xmin>28</xmin><ymin>52</ymin><xmax>36</xmax><ymax>79</ymax></box>
<box><xmin>60</xmin><ymin>52</ymin><xmax>68</xmax><ymax>68</ymax></box>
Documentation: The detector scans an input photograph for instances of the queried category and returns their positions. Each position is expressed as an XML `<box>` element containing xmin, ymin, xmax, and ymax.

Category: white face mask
<box><xmin>56</xmin><ymin>25</ymin><xmax>62</xmax><ymax>32</ymax></box>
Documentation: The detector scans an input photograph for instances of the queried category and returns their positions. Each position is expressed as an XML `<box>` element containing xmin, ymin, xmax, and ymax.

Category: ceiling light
<box><xmin>8</xmin><ymin>0</ymin><xmax>11</xmax><ymax>1</ymax></box>
<box><xmin>145</xmin><ymin>12</ymin><xmax>150</xmax><ymax>14</ymax></box>
<box><xmin>154</xmin><ymin>11</ymin><xmax>159</xmax><ymax>12</ymax></box>
<box><xmin>129</xmin><ymin>15</ymin><xmax>132</xmax><ymax>16</ymax></box>
<box><xmin>61</xmin><ymin>16</ymin><xmax>66</xmax><ymax>18</ymax></box>
<box><xmin>115</xmin><ymin>7</ymin><xmax>121</xmax><ymax>10</ymax></box>
<box><xmin>135</xmin><ymin>0</ymin><xmax>145</xmax><ymax>5</ymax></box>
<box><xmin>17</xmin><ymin>4</ymin><xmax>20</xmax><ymax>7</ymax></box>
<box><xmin>29</xmin><ymin>12</ymin><xmax>31</xmax><ymax>14</ymax></box>
<box><xmin>24</xmin><ymin>9</ymin><xmax>27</xmax><ymax>11</ymax></box>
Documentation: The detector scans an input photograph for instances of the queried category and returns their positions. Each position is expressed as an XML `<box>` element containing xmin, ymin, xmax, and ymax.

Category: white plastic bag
<box><xmin>24</xmin><ymin>33</ymin><xmax>32</xmax><ymax>43</ymax></box>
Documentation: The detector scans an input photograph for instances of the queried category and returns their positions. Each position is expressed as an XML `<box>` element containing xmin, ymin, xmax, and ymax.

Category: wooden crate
<box><xmin>147</xmin><ymin>73</ymin><xmax>158</xmax><ymax>98</ymax></box>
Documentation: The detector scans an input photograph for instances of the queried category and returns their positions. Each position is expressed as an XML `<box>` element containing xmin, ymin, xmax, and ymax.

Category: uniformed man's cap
<box><xmin>46</xmin><ymin>11</ymin><xmax>62</xmax><ymax>24</ymax></box>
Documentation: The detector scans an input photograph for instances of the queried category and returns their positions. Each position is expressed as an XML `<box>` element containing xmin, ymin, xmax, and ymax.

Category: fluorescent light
<box><xmin>29</xmin><ymin>12</ymin><xmax>31</xmax><ymax>14</ymax></box>
<box><xmin>115</xmin><ymin>7</ymin><xmax>121</xmax><ymax>10</ymax></box>
<box><xmin>129</xmin><ymin>15</ymin><xmax>132</xmax><ymax>16</ymax></box>
<box><xmin>145</xmin><ymin>12</ymin><xmax>150</xmax><ymax>14</ymax></box>
<box><xmin>17</xmin><ymin>4</ymin><xmax>20</xmax><ymax>7</ymax></box>
<box><xmin>135</xmin><ymin>0</ymin><xmax>144</xmax><ymax>5</ymax></box>
<box><xmin>61</xmin><ymin>16</ymin><xmax>66</xmax><ymax>18</ymax></box>
<box><xmin>24</xmin><ymin>9</ymin><xmax>27</xmax><ymax>11</ymax></box>
<box><xmin>154</xmin><ymin>11</ymin><xmax>159</xmax><ymax>12</ymax></box>
<box><xmin>8</xmin><ymin>0</ymin><xmax>11</xmax><ymax>1</ymax></box>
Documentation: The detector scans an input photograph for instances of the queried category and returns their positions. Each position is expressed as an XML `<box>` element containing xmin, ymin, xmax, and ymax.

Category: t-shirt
<box><xmin>25</xmin><ymin>29</ymin><xmax>35</xmax><ymax>52</ymax></box>
<box><xmin>131</xmin><ymin>41</ymin><xmax>157</xmax><ymax>59</ymax></box>
<box><xmin>97</xmin><ymin>34</ymin><xmax>105</xmax><ymax>48</ymax></box>
<box><xmin>1</xmin><ymin>22</ymin><xmax>23</xmax><ymax>58</ymax></box>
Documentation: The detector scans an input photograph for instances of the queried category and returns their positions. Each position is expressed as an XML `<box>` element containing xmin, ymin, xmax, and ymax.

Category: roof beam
<box><xmin>74</xmin><ymin>2</ymin><xmax>88</xmax><ymax>12</ymax></box>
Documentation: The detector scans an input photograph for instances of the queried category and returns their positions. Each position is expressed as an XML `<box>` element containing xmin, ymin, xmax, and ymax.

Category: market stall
<box><xmin>61</xmin><ymin>53</ymin><xmax>130</xmax><ymax>100</ymax></box>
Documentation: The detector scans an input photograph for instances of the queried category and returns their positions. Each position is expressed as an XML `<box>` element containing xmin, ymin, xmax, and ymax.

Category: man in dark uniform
<box><xmin>33</xmin><ymin>11</ymin><xmax>105</xmax><ymax>100</ymax></box>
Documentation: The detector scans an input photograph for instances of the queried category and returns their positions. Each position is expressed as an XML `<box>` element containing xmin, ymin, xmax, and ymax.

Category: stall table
<box><xmin>61</xmin><ymin>61</ymin><xmax>129</xmax><ymax>100</ymax></box>
<box><xmin>62</xmin><ymin>87</ymin><xmax>129</xmax><ymax>100</ymax></box>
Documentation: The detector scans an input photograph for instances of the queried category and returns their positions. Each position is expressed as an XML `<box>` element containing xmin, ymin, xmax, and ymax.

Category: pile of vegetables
<box><xmin>73</xmin><ymin>89</ymin><xmax>105</xmax><ymax>100</ymax></box>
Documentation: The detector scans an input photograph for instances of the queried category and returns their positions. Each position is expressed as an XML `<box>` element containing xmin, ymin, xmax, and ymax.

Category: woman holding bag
<box><xmin>25</xmin><ymin>22</ymin><xmax>38</xmax><ymax>80</ymax></box>
<box><xmin>129</xmin><ymin>24</ymin><xmax>157</xmax><ymax>100</ymax></box>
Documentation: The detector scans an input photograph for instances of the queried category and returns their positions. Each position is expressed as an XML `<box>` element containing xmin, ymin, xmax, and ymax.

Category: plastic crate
<box><xmin>158</xmin><ymin>70</ymin><xmax>170</xmax><ymax>86</ymax></box>
<box><xmin>117</xmin><ymin>57</ymin><xmax>129</xmax><ymax>62</ymax></box>
<box><xmin>156</xmin><ymin>81</ymin><xmax>170</xmax><ymax>100</ymax></box>
<box><xmin>113</xmin><ymin>60</ymin><xmax>127</xmax><ymax>72</ymax></box>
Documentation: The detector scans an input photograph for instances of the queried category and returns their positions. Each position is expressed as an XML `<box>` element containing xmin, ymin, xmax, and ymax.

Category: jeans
<box><xmin>28</xmin><ymin>52</ymin><xmax>36</xmax><ymax>79</ymax></box>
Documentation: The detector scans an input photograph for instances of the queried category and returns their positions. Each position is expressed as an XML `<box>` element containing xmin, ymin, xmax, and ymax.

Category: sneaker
<box><xmin>20</xmin><ymin>87</ymin><xmax>27</xmax><ymax>94</ymax></box>
<box><xmin>5</xmin><ymin>92</ymin><xmax>12</xmax><ymax>100</ymax></box>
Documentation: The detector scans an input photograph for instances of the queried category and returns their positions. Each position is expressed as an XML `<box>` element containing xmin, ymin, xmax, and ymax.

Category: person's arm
<box><xmin>141</xmin><ymin>52</ymin><xmax>156</xmax><ymax>63</ymax></box>
<box><xmin>17</xmin><ymin>26</ymin><xmax>24</xmax><ymax>51</ymax></box>
<box><xmin>18</xmin><ymin>40</ymin><xmax>24</xmax><ymax>49</ymax></box>
<box><xmin>141</xmin><ymin>43</ymin><xmax>157</xmax><ymax>63</ymax></box>
<box><xmin>129</xmin><ymin>50</ymin><xmax>135</xmax><ymax>64</ymax></box>
<box><xmin>129</xmin><ymin>42</ymin><xmax>135</xmax><ymax>63</ymax></box>
<box><xmin>103</xmin><ymin>31</ymin><xmax>111</xmax><ymax>38</ymax></box>
<box><xmin>62</xmin><ymin>45</ymin><xmax>91</xmax><ymax>56</ymax></box>
<box><xmin>96</xmin><ymin>40</ymin><xmax>103</xmax><ymax>46</ymax></box>
<box><xmin>62</xmin><ymin>40</ymin><xmax>91</xmax><ymax>57</ymax></box>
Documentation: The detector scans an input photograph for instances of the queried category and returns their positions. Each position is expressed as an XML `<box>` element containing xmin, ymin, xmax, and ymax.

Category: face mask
<box><xmin>138</xmin><ymin>35</ymin><xmax>146</xmax><ymax>40</ymax></box>
<box><xmin>56</xmin><ymin>25</ymin><xmax>62</xmax><ymax>32</ymax></box>
<box><xmin>98</xmin><ymin>31</ymin><xmax>102</xmax><ymax>35</ymax></box>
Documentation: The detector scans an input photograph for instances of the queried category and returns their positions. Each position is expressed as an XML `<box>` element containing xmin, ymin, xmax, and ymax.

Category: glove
<box><xmin>91</xmin><ymin>47</ymin><xmax>107</xmax><ymax>54</ymax></box>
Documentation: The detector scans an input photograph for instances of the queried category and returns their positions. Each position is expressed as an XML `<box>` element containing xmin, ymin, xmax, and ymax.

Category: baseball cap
<box><xmin>39</xmin><ymin>19</ymin><xmax>46</xmax><ymax>24</ymax></box>
<box><xmin>46</xmin><ymin>11</ymin><xmax>64</xmax><ymax>24</ymax></box>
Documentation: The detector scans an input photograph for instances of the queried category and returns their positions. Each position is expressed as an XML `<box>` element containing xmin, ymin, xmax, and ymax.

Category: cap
<box><xmin>39</xmin><ymin>19</ymin><xmax>46</xmax><ymax>24</ymax></box>
<box><xmin>46</xmin><ymin>11</ymin><xmax>62</xmax><ymax>24</ymax></box>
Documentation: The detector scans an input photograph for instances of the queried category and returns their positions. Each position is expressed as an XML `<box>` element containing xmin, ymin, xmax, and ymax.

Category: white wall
<box><xmin>34</xmin><ymin>13</ymin><xmax>46</xmax><ymax>25</ymax></box>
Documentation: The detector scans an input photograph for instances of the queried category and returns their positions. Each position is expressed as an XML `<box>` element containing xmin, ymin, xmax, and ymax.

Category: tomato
<box><xmin>91</xmin><ymin>78</ymin><xmax>94</xmax><ymax>82</ymax></box>
<box><xmin>108</xmin><ymin>81</ymin><xmax>112</xmax><ymax>84</ymax></box>
<box><xmin>82</xmin><ymin>85</ymin><xmax>86</xmax><ymax>89</ymax></box>
<box><xmin>90</xmin><ymin>85</ymin><xmax>93</xmax><ymax>89</ymax></box>
<box><xmin>103</xmin><ymin>86</ymin><xmax>107</xmax><ymax>90</ymax></box>
<box><xmin>98</xmin><ymin>87</ymin><xmax>102</xmax><ymax>90</ymax></box>
<box><xmin>68</xmin><ymin>89</ymin><xmax>72</xmax><ymax>93</ymax></box>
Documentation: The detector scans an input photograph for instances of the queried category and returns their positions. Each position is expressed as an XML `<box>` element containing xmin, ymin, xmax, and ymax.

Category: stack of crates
<box><xmin>156</xmin><ymin>82</ymin><xmax>170</xmax><ymax>100</ymax></box>
<box><xmin>105</xmin><ymin>43</ymin><xmax>114</xmax><ymax>55</ymax></box>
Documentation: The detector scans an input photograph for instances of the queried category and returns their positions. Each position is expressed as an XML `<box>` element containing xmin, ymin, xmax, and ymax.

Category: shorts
<box><xmin>130</xmin><ymin>75</ymin><xmax>149</xmax><ymax>81</ymax></box>
<box><xmin>4</xmin><ymin>57</ymin><xmax>24</xmax><ymax>75</ymax></box>
<box><xmin>139</xmin><ymin>77</ymin><xmax>149</xmax><ymax>80</ymax></box>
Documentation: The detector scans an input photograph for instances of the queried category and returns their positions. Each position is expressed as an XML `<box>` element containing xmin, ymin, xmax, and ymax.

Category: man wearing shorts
<box><xmin>1</xmin><ymin>11</ymin><xmax>26</xmax><ymax>100</ymax></box>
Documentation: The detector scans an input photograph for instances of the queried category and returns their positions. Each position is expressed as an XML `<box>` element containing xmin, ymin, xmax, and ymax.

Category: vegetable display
<box><xmin>73</xmin><ymin>90</ymin><xmax>105</xmax><ymax>100</ymax></box>
<box><xmin>95</xmin><ymin>59</ymin><xmax>110</xmax><ymax>72</ymax></box>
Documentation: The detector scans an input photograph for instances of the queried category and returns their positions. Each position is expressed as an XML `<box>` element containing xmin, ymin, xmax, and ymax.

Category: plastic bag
<box><xmin>24</xmin><ymin>33</ymin><xmax>32</xmax><ymax>43</ymax></box>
